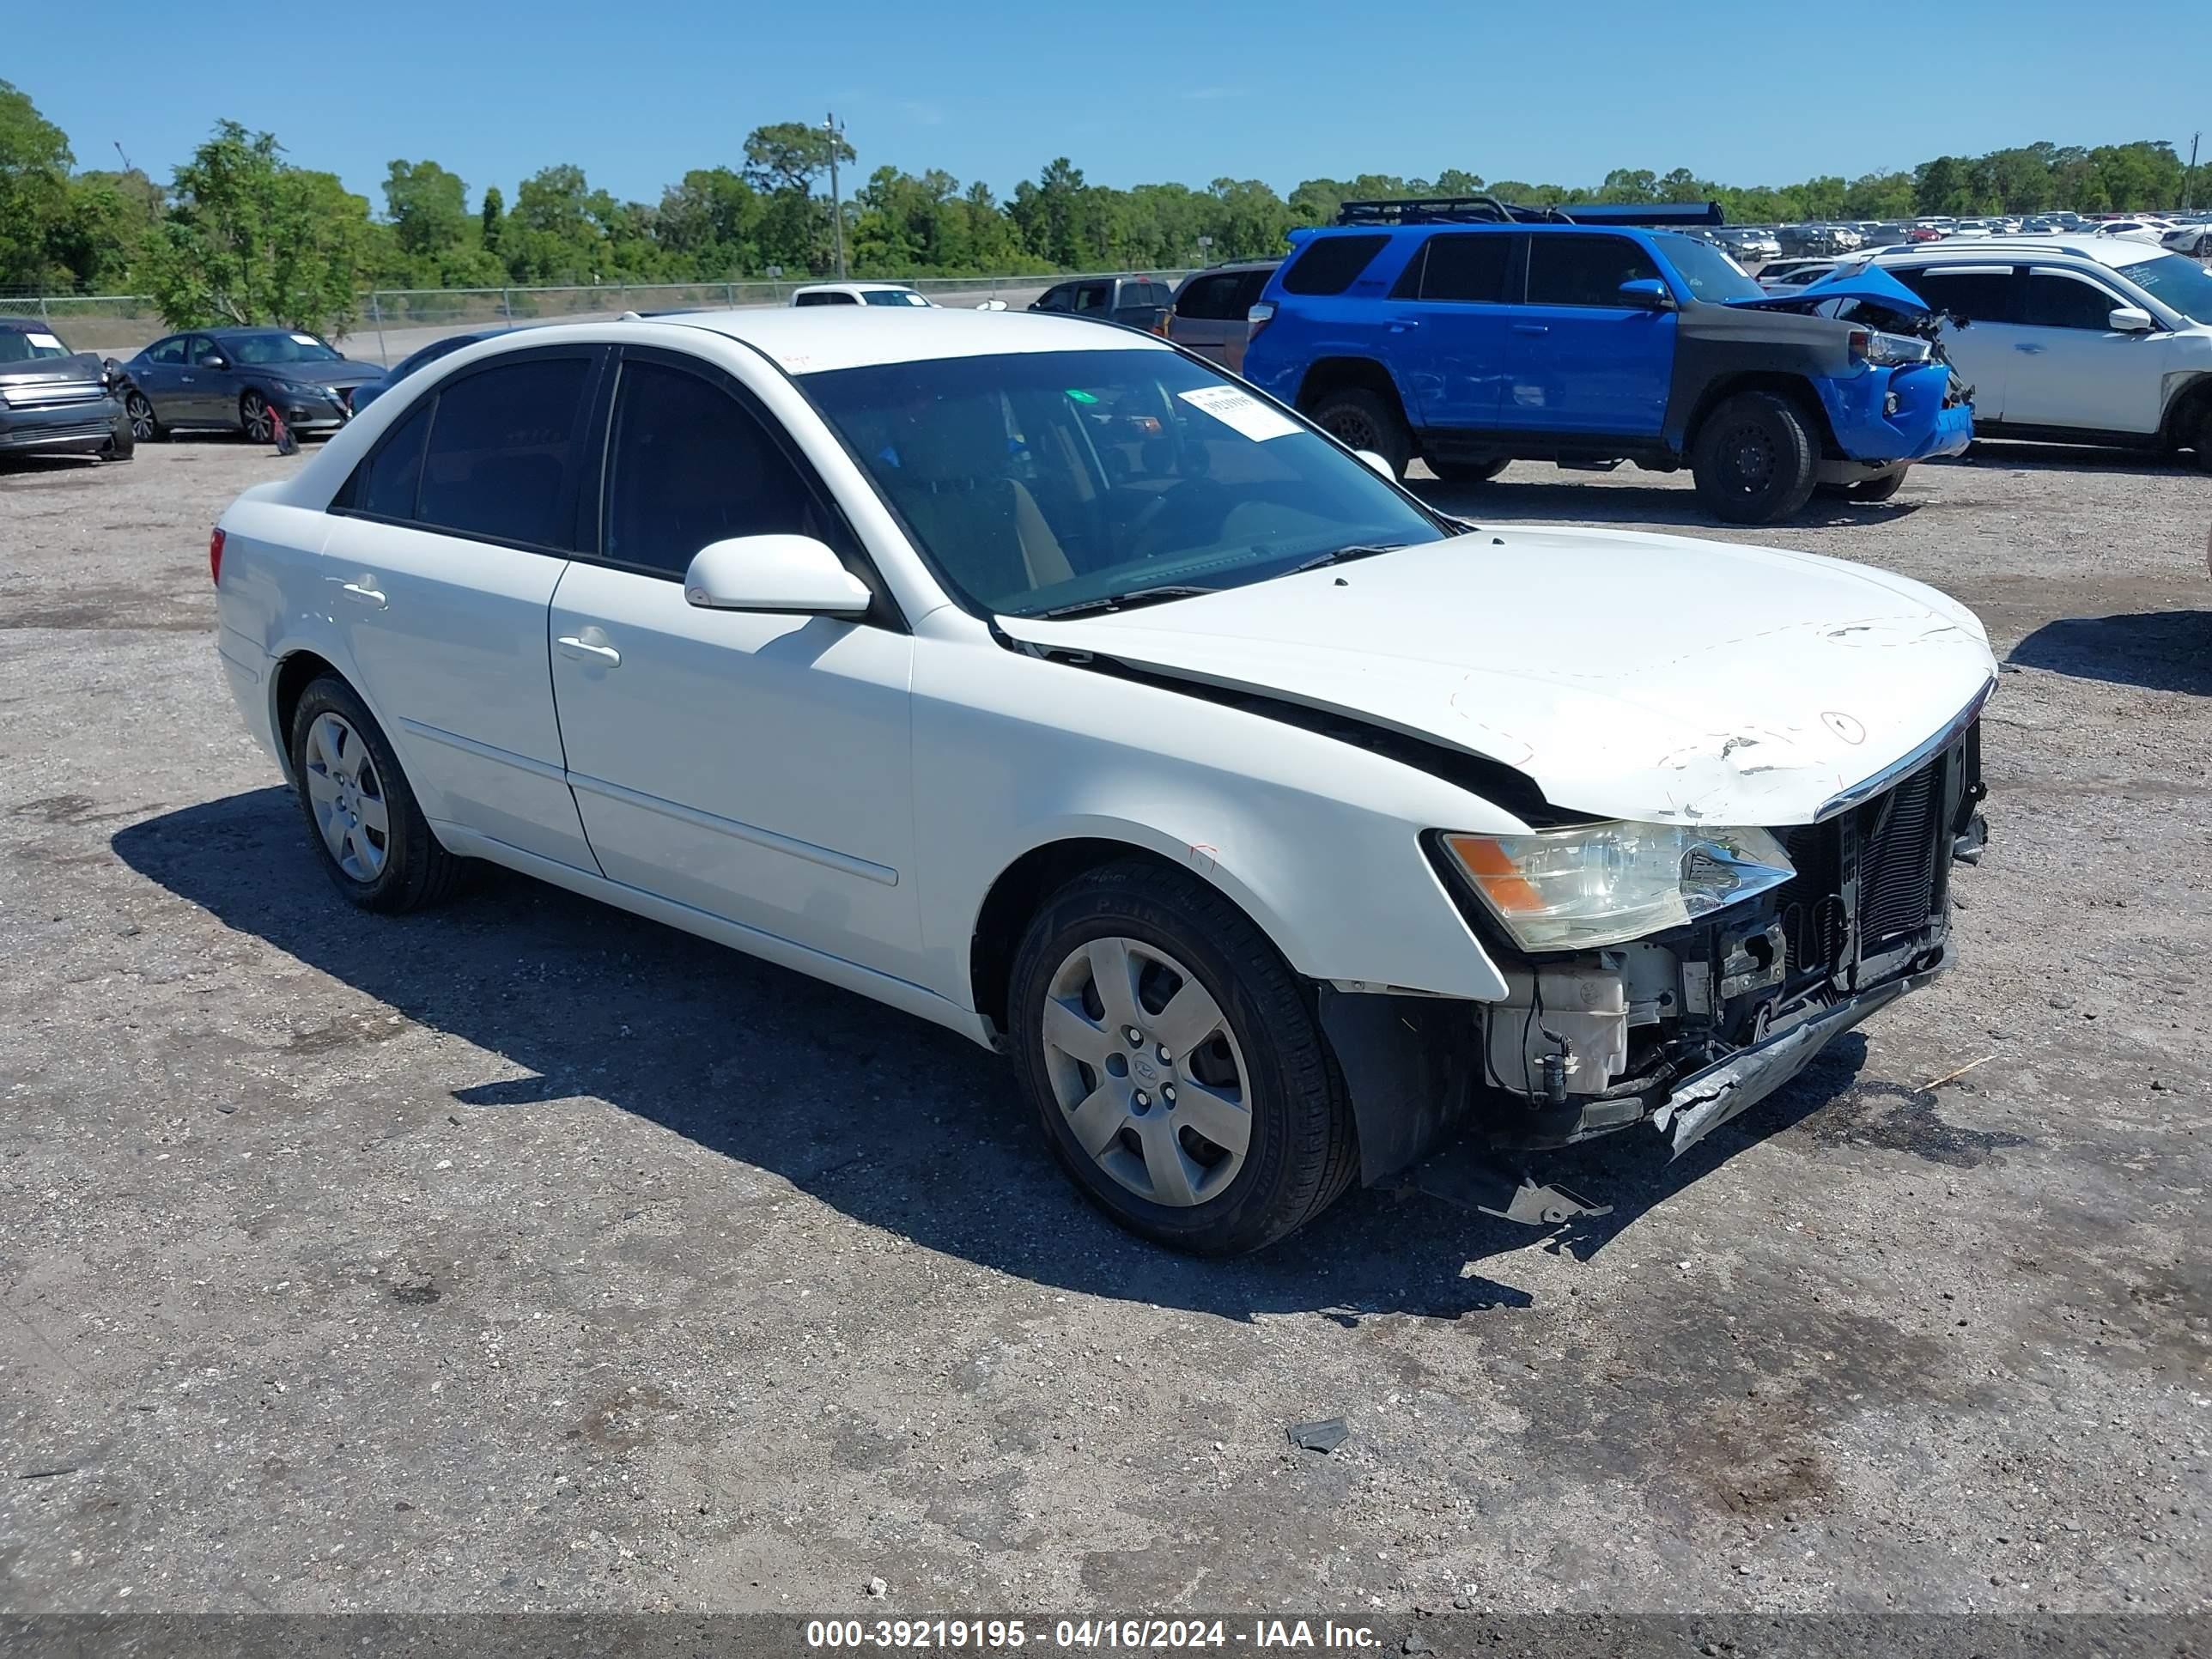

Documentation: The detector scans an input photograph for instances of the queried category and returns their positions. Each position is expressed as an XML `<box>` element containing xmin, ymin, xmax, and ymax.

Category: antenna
<box><xmin>113</xmin><ymin>140</ymin><xmax>136</xmax><ymax>173</ymax></box>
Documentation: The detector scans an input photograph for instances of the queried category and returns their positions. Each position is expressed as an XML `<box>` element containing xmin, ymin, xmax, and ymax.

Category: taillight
<box><xmin>1247</xmin><ymin>301</ymin><xmax>1276</xmax><ymax>340</ymax></box>
<box><xmin>209</xmin><ymin>526</ymin><xmax>226</xmax><ymax>586</ymax></box>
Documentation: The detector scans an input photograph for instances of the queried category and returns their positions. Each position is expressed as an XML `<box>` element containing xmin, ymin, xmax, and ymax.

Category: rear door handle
<box><xmin>338</xmin><ymin>580</ymin><xmax>386</xmax><ymax>608</ymax></box>
<box><xmin>1511</xmin><ymin>323</ymin><xmax>1550</xmax><ymax>337</ymax></box>
<box><xmin>557</xmin><ymin>635</ymin><xmax>621</xmax><ymax>667</ymax></box>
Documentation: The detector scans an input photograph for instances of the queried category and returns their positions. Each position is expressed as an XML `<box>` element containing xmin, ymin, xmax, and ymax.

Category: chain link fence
<box><xmin>4</xmin><ymin>270</ymin><xmax>1200</xmax><ymax>366</ymax></box>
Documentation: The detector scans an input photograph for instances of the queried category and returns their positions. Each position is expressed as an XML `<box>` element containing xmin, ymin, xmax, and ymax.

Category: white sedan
<box><xmin>211</xmin><ymin>309</ymin><xmax>1996</xmax><ymax>1253</ymax></box>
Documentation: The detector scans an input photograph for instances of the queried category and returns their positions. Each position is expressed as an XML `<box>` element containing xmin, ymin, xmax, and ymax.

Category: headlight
<box><xmin>1441</xmin><ymin>822</ymin><xmax>1796</xmax><ymax>951</ymax></box>
<box><xmin>1850</xmin><ymin>329</ymin><xmax>1934</xmax><ymax>367</ymax></box>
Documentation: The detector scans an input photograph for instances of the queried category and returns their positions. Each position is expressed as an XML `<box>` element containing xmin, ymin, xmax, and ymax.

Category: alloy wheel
<box><xmin>125</xmin><ymin>392</ymin><xmax>156</xmax><ymax>442</ymax></box>
<box><xmin>301</xmin><ymin>712</ymin><xmax>389</xmax><ymax>882</ymax></box>
<box><xmin>241</xmin><ymin>392</ymin><xmax>272</xmax><ymax>444</ymax></box>
<box><xmin>1040</xmin><ymin>936</ymin><xmax>1252</xmax><ymax>1207</ymax></box>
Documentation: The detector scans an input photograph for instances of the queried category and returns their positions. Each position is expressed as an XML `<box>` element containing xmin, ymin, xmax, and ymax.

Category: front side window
<box><xmin>144</xmin><ymin>337</ymin><xmax>186</xmax><ymax>366</ymax></box>
<box><xmin>1072</xmin><ymin>283</ymin><xmax>1111</xmax><ymax>313</ymax></box>
<box><xmin>1034</xmin><ymin>286</ymin><xmax>1073</xmax><ymax>313</ymax></box>
<box><xmin>602</xmin><ymin>360</ymin><xmax>830</xmax><ymax>576</ymax></box>
<box><xmin>228</xmin><ymin>332</ymin><xmax>342</xmax><ymax>365</ymax></box>
<box><xmin>414</xmin><ymin>356</ymin><xmax>592</xmax><ymax>548</ymax></box>
<box><xmin>1525</xmin><ymin>234</ymin><xmax>1665</xmax><ymax>307</ymax></box>
<box><xmin>1175</xmin><ymin>273</ymin><xmax>1240</xmax><ymax>320</ymax></box>
<box><xmin>2021</xmin><ymin>273</ymin><xmax>2124</xmax><ymax>331</ymax></box>
<box><xmin>805</xmin><ymin>348</ymin><xmax>1448</xmax><ymax>619</ymax></box>
<box><xmin>188</xmin><ymin>336</ymin><xmax>226</xmax><ymax>367</ymax></box>
<box><xmin>1280</xmin><ymin>234</ymin><xmax>1388</xmax><ymax>296</ymax></box>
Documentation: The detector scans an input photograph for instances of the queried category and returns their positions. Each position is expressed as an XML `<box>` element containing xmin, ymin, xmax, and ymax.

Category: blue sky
<box><xmin>13</xmin><ymin>0</ymin><xmax>2208</xmax><ymax>209</ymax></box>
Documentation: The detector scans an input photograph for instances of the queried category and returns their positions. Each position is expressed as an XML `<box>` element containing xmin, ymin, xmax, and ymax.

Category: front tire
<box><xmin>240</xmin><ymin>389</ymin><xmax>274</xmax><ymax>445</ymax></box>
<box><xmin>1305</xmin><ymin>386</ymin><xmax>1412</xmax><ymax>479</ymax></box>
<box><xmin>1850</xmin><ymin>470</ymin><xmax>1907</xmax><ymax>501</ymax></box>
<box><xmin>288</xmin><ymin>676</ymin><xmax>466</xmax><ymax>914</ymax></box>
<box><xmin>1692</xmin><ymin>391</ymin><xmax>1819</xmax><ymax>524</ymax></box>
<box><xmin>124</xmin><ymin>391</ymin><xmax>163</xmax><ymax>443</ymax></box>
<box><xmin>1007</xmin><ymin>860</ymin><xmax>1358</xmax><ymax>1255</ymax></box>
<box><xmin>1425</xmin><ymin>454</ymin><xmax>1510</xmax><ymax>484</ymax></box>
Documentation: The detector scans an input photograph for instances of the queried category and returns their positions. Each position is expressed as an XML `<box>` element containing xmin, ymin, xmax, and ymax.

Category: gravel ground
<box><xmin>1</xmin><ymin>436</ymin><xmax>2207</xmax><ymax>1620</ymax></box>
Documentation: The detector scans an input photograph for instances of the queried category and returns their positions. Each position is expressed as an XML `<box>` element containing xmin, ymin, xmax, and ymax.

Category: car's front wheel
<box><xmin>240</xmin><ymin>389</ymin><xmax>274</xmax><ymax>445</ymax></box>
<box><xmin>1305</xmin><ymin>386</ymin><xmax>1412</xmax><ymax>479</ymax></box>
<box><xmin>1692</xmin><ymin>391</ymin><xmax>1819</xmax><ymax>524</ymax></box>
<box><xmin>1007</xmin><ymin>860</ymin><xmax>1358</xmax><ymax>1255</ymax></box>
<box><xmin>287</xmin><ymin>676</ymin><xmax>466</xmax><ymax>913</ymax></box>
<box><xmin>124</xmin><ymin>391</ymin><xmax>162</xmax><ymax>443</ymax></box>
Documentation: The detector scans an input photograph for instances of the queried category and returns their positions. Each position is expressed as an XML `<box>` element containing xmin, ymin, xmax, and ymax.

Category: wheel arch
<box><xmin>1683</xmin><ymin>372</ymin><xmax>1839</xmax><ymax>458</ymax></box>
<box><xmin>967</xmin><ymin>831</ymin><xmax>1308</xmax><ymax>1040</ymax></box>
<box><xmin>1295</xmin><ymin>355</ymin><xmax>1410</xmax><ymax>422</ymax></box>
<box><xmin>2160</xmin><ymin>370</ymin><xmax>2212</xmax><ymax>449</ymax></box>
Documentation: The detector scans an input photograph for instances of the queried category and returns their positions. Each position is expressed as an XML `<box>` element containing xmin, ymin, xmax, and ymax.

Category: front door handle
<box><xmin>1387</xmin><ymin>318</ymin><xmax>1421</xmax><ymax>333</ymax></box>
<box><xmin>338</xmin><ymin>580</ymin><xmax>386</xmax><ymax>608</ymax></box>
<box><xmin>1511</xmin><ymin>323</ymin><xmax>1550</xmax><ymax>337</ymax></box>
<box><xmin>2014</xmin><ymin>343</ymin><xmax>2046</xmax><ymax>355</ymax></box>
<box><xmin>557</xmin><ymin>635</ymin><xmax>621</xmax><ymax>667</ymax></box>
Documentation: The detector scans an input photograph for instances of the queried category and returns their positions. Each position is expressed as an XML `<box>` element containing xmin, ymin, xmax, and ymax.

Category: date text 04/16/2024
<box><xmin>803</xmin><ymin>1618</ymin><xmax>1381</xmax><ymax>1650</ymax></box>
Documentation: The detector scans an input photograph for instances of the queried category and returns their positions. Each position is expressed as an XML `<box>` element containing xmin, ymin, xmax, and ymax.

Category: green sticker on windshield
<box><xmin>1064</xmin><ymin>388</ymin><xmax>1099</xmax><ymax>404</ymax></box>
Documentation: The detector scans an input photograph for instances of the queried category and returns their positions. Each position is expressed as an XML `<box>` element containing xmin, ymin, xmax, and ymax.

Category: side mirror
<box><xmin>1618</xmin><ymin>278</ymin><xmax>1674</xmax><ymax>310</ymax></box>
<box><xmin>683</xmin><ymin>535</ymin><xmax>872</xmax><ymax>617</ymax></box>
<box><xmin>1353</xmin><ymin>449</ymin><xmax>1397</xmax><ymax>482</ymax></box>
<box><xmin>2109</xmin><ymin>307</ymin><xmax>2155</xmax><ymax>333</ymax></box>
<box><xmin>204</xmin><ymin>354</ymin><xmax>230</xmax><ymax>371</ymax></box>
<box><xmin>974</xmin><ymin>298</ymin><xmax>1008</xmax><ymax>312</ymax></box>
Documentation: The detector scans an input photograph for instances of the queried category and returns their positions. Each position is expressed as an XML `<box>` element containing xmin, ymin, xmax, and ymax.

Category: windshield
<box><xmin>805</xmin><ymin>348</ymin><xmax>1449</xmax><ymax>618</ymax></box>
<box><xmin>2122</xmin><ymin>253</ymin><xmax>2212</xmax><ymax>325</ymax></box>
<box><xmin>862</xmin><ymin>289</ymin><xmax>930</xmax><ymax>307</ymax></box>
<box><xmin>0</xmin><ymin>327</ymin><xmax>70</xmax><ymax>363</ymax></box>
<box><xmin>227</xmin><ymin>332</ymin><xmax>342</xmax><ymax>366</ymax></box>
<box><xmin>1652</xmin><ymin>234</ymin><xmax>1764</xmax><ymax>303</ymax></box>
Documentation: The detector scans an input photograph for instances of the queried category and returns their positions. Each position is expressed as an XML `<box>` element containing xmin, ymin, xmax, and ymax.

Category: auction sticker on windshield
<box><xmin>27</xmin><ymin>332</ymin><xmax>63</xmax><ymax>350</ymax></box>
<box><xmin>1178</xmin><ymin>384</ymin><xmax>1299</xmax><ymax>442</ymax></box>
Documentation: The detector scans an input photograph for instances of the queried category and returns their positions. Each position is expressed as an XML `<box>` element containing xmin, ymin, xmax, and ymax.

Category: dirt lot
<box><xmin>1</xmin><ymin>436</ymin><xmax>2207</xmax><ymax>1621</ymax></box>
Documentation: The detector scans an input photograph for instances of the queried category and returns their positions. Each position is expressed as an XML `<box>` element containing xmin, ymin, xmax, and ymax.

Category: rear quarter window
<box><xmin>1280</xmin><ymin>234</ymin><xmax>1389</xmax><ymax>296</ymax></box>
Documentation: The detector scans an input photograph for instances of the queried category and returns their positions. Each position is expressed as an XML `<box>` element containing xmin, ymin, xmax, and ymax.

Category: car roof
<box><xmin>792</xmin><ymin>282</ymin><xmax>918</xmax><ymax>295</ymax></box>
<box><xmin>638</xmin><ymin>306</ymin><xmax>1173</xmax><ymax>375</ymax></box>
<box><xmin>202</xmin><ymin>325</ymin><xmax>325</xmax><ymax>337</ymax></box>
<box><xmin>1875</xmin><ymin>233</ymin><xmax>2165</xmax><ymax>269</ymax></box>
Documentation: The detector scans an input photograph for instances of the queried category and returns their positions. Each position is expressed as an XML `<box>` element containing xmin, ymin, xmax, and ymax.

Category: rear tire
<box><xmin>1007</xmin><ymin>859</ymin><xmax>1358</xmax><ymax>1255</ymax></box>
<box><xmin>1306</xmin><ymin>385</ymin><xmax>1412</xmax><ymax>479</ymax></box>
<box><xmin>1692</xmin><ymin>391</ymin><xmax>1819</xmax><ymax>524</ymax></box>
<box><xmin>1425</xmin><ymin>455</ymin><xmax>1510</xmax><ymax>484</ymax></box>
<box><xmin>287</xmin><ymin>676</ymin><xmax>467</xmax><ymax>914</ymax></box>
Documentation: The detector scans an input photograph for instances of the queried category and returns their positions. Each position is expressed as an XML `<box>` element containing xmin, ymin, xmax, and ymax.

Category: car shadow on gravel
<box><xmin>2007</xmin><ymin>611</ymin><xmax>2212</xmax><ymax>696</ymax></box>
<box><xmin>1412</xmin><ymin>477</ymin><xmax>1923</xmax><ymax>531</ymax></box>
<box><xmin>1955</xmin><ymin>439</ymin><xmax>2203</xmax><ymax>477</ymax></box>
<box><xmin>115</xmin><ymin>788</ymin><xmax>1879</xmax><ymax>1325</ymax></box>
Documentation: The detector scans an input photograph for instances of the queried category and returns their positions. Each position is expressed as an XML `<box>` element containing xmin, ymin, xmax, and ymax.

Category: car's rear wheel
<box><xmin>124</xmin><ymin>391</ymin><xmax>162</xmax><ymax>443</ymax></box>
<box><xmin>240</xmin><ymin>389</ymin><xmax>274</xmax><ymax>445</ymax></box>
<box><xmin>1007</xmin><ymin>860</ymin><xmax>1358</xmax><ymax>1255</ymax></box>
<box><xmin>1692</xmin><ymin>391</ymin><xmax>1819</xmax><ymax>524</ymax></box>
<box><xmin>1425</xmin><ymin>455</ymin><xmax>1510</xmax><ymax>484</ymax></box>
<box><xmin>1306</xmin><ymin>386</ymin><xmax>1411</xmax><ymax>479</ymax></box>
<box><xmin>288</xmin><ymin>676</ymin><xmax>466</xmax><ymax>914</ymax></box>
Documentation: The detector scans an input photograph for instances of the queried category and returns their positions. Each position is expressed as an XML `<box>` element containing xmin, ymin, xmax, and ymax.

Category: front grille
<box><xmin>1771</xmin><ymin>735</ymin><xmax>1967</xmax><ymax>987</ymax></box>
<box><xmin>3</xmin><ymin>380</ymin><xmax>105</xmax><ymax>410</ymax></box>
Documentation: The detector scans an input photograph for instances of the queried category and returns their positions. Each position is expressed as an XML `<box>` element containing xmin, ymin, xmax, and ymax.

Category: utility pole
<box><xmin>2186</xmin><ymin>131</ymin><xmax>2202</xmax><ymax>214</ymax></box>
<box><xmin>824</xmin><ymin>112</ymin><xmax>847</xmax><ymax>279</ymax></box>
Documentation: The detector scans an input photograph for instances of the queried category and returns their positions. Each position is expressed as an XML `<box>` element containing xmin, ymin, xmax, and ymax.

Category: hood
<box><xmin>1726</xmin><ymin>263</ymin><xmax>1933</xmax><ymax>316</ymax></box>
<box><xmin>997</xmin><ymin>528</ymin><xmax>1996</xmax><ymax>828</ymax></box>
<box><xmin>0</xmin><ymin>349</ymin><xmax>106</xmax><ymax>388</ymax></box>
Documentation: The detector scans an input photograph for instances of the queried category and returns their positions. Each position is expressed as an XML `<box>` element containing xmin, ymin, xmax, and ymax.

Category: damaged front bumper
<box><xmin>1317</xmin><ymin>720</ymin><xmax>1985</xmax><ymax>1223</ymax></box>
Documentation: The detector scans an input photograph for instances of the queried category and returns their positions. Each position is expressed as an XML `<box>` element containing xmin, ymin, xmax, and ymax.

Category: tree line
<box><xmin>0</xmin><ymin>77</ymin><xmax>2197</xmax><ymax>333</ymax></box>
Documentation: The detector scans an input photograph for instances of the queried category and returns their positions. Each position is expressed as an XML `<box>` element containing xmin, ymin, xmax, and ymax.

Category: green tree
<box><xmin>479</xmin><ymin>184</ymin><xmax>504</xmax><ymax>253</ymax></box>
<box><xmin>0</xmin><ymin>78</ymin><xmax>74</xmax><ymax>289</ymax></box>
<box><xmin>141</xmin><ymin>121</ymin><xmax>370</xmax><ymax>332</ymax></box>
<box><xmin>383</xmin><ymin>158</ymin><xmax>470</xmax><ymax>258</ymax></box>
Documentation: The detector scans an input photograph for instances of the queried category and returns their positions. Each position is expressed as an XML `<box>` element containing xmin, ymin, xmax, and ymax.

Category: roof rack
<box><xmin>1334</xmin><ymin>196</ymin><xmax>1725</xmax><ymax>229</ymax></box>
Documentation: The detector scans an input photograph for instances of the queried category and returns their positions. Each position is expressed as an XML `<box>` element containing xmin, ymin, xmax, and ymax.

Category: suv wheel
<box><xmin>1692</xmin><ymin>391</ymin><xmax>1819</xmax><ymax>524</ymax></box>
<box><xmin>1307</xmin><ymin>386</ymin><xmax>1411</xmax><ymax>479</ymax></box>
<box><xmin>288</xmin><ymin>676</ymin><xmax>467</xmax><ymax>913</ymax></box>
<box><xmin>1006</xmin><ymin>860</ymin><xmax>1358</xmax><ymax>1255</ymax></box>
<box><xmin>1425</xmin><ymin>455</ymin><xmax>1510</xmax><ymax>484</ymax></box>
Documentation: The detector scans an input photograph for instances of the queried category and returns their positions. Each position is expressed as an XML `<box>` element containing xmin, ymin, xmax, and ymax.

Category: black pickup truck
<box><xmin>1028</xmin><ymin>275</ymin><xmax>1175</xmax><ymax>334</ymax></box>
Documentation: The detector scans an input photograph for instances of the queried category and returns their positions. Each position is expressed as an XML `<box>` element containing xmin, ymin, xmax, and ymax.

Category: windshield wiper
<box><xmin>1286</xmin><ymin>542</ymin><xmax>1407</xmax><ymax>575</ymax></box>
<box><xmin>1035</xmin><ymin>585</ymin><xmax>1213</xmax><ymax>621</ymax></box>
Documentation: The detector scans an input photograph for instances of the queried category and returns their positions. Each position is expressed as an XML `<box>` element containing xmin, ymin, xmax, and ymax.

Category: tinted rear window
<box><xmin>1413</xmin><ymin>234</ymin><xmax>1513</xmax><ymax>302</ymax></box>
<box><xmin>415</xmin><ymin>356</ymin><xmax>592</xmax><ymax>548</ymax></box>
<box><xmin>1281</xmin><ymin>234</ymin><xmax>1389</xmax><ymax>295</ymax></box>
<box><xmin>360</xmin><ymin>400</ymin><xmax>431</xmax><ymax>519</ymax></box>
<box><xmin>1175</xmin><ymin>272</ymin><xmax>1243</xmax><ymax>320</ymax></box>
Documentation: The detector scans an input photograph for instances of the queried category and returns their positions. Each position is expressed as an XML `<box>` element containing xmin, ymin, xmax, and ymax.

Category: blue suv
<box><xmin>1241</xmin><ymin>202</ymin><xmax>1973</xmax><ymax>523</ymax></box>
